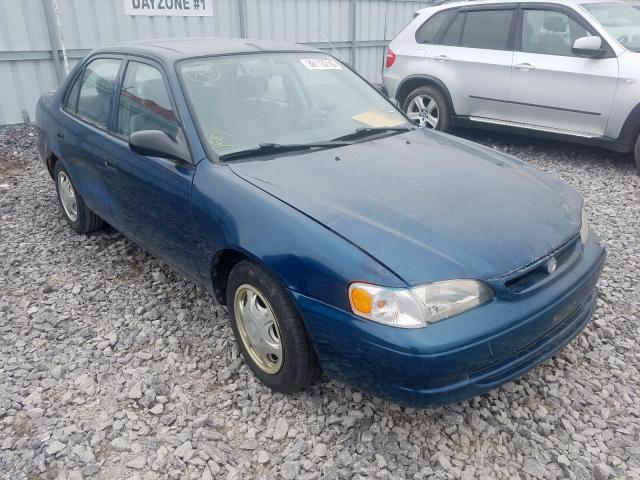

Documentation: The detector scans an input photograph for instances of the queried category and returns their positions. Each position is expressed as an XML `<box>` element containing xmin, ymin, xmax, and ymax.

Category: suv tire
<box><xmin>403</xmin><ymin>85</ymin><xmax>450</xmax><ymax>131</ymax></box>
<box><xmin>634</xmin><ymin>134</ymin><xmax>640</xmax><ymax>172</ymax></box>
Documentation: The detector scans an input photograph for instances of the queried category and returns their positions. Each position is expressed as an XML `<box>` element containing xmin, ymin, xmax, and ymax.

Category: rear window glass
<box><xmin>416</xmin><ymin>10</ymin><xmax>455</xmax><ymax>44</ymax></box>
<box><xmin>441</xmin><ymin>12</ymin><xmax>465</xmax><ymax>46</ymax></box>
<box><xmin>76</xmin><ymin>58</ymin><xmax>122</xmax><ymax>128</ymax></box>
<box><xmin>64</xmin><ymin>73</ymin><xmax>82</xmax><ymax>113</ymax></box>
<box><xmin>461</xmin><ymin>9</ymin><xmax>514</xmax><ymax>50</ymax></box>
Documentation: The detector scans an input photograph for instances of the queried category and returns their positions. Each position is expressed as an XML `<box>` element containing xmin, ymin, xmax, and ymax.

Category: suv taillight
<box><xmin>385</xmin><ymin>48</ymin><xmax>396</xmax><ymax>68</ymax></box>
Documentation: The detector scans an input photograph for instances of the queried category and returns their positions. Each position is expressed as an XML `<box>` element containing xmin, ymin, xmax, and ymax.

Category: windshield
<box><xmin>583</xmin><ymin>2</ymin><xmax>640</xmax><ymax>51</ymax></box>
<box><xmin>178</xmin><ymin>52</ymin><xmax>409</xmax><ymax>158</ymax></box>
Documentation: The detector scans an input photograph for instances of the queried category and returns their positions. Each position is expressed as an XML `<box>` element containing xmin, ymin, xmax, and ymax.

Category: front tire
<box><xmin>634</xmin><ymin>134</ymin><xmax>640</xmax><ymax>172</ymax></box>
<box><xmin>403</xmin><ymin>85</ymin><xmax>450</xmax><ymax>131</ymax></box>
<box><xmin>226</xmin><ymin>260</ymin><xmax>319</xmax><ymax>393</ymax></box>
<box><xmin>53</xmin><ymin>162</ymin><xmax>104</xmax><ymax>234</ymax></box>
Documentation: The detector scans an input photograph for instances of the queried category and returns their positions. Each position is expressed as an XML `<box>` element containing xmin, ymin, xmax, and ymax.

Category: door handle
<box><xmin>433</xmin><ymin>55</ymin><xmax>449</xmax><ymax>62</ymax></box>
<box><xmin>56</xmin><ymin>132</ymin><xmax>64</xmax><ymax>140</ymax></box>
<box><xmin>515</xmin><ymin>62</ymin><xmax>535</xmax><ymax>71</ymax></box>
<box><xmin>104</xmin><ymin>158</ymin><xmax>118</xmax><ymax>173</ymax></box>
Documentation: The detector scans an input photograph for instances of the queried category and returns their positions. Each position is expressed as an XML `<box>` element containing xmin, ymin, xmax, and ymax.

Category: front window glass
<box><xmin>583</xmin><ymin>2</ymin><xmax>640</xmax><ymax>51</ymax></box>
<box><xmin>521</xmin><ymin>9</ymin><xmax>590</xmax><ymax>56</ymax></box>
<box><xmin>77</xmin><ymin>58</ymin><xmax>121</xmax><ymax>128</ymax></box>
<box><xmin>178</xmin><ymin>53</ymin><xmax>408</xmax><ymax>157</ymax></box>
<box><xmin>117</xmin><ymin>61</ymin><xmax>178</xmax><ymax>138</ymax></box>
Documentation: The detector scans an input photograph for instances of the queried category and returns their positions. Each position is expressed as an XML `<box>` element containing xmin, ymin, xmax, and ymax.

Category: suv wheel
<box><xmin>634</xmin><ymin>134</ymin><xmax>640</xmax><ymax>172</ymax></box>
<box><xmin>404</xmin><ymin>85</ymin><xmax>450</xmax><ymax>131</ymax></box>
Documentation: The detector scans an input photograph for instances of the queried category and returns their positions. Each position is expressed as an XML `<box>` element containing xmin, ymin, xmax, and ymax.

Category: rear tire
<box><xmin>634</xmin><ymin>134</ymin><xmax>640</xmax><ymax>172</ymax></box>
<box><xmin>53</xmin><ymin>162</ymin><xmax>104</xmax><ymax>234</ymax></box>
<box><xmin>403</xmin><ymin>85</ymin><xmax>451</xmax><ymax>132</ymax></box>
<box><xmin>226</xmin><ymin>260</ymin><xmax>320</xmax><ymax>393</ymax></box>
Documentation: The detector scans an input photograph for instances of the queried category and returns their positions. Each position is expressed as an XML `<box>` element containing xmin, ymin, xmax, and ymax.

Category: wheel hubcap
<box><xmin>57</xmin><ymin>171</ymin><xmax>78</xmax><ymax>222</ymax></box>
<box><xmin>407</xmin><ymin>94</ymin><xmax>439</xmax><ymax>128</ymax></box>
<box><xmin>234</xmin><ymin>284</ymin><xmax>283</xmax><ymax>374</ymax></box>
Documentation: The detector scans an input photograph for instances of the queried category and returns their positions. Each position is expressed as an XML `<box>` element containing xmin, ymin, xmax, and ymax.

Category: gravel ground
<box><xmin>0</xmin><ymin>123</ymin><xmax>639</xmax><ymax>480</ymax></box>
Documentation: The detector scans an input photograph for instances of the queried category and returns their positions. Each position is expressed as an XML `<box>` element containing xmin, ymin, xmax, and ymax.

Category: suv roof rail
<box><xmin>430</xmin><ymin>0</ymin><xmax>480</xmax><ymax>6</ymax></box>
<box><xmin>413</xmin><ymin>0</ymin><xmax>480</xmax><ymax>17</ymax></box>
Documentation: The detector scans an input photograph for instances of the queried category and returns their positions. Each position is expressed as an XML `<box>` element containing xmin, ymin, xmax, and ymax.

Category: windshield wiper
<box><xmin>219</xmin><ymin>142</ymin><xmax>348</xmax><ymax>161</ymax></box>
<box><xmin>330</xmin><ymin>125</ymin><xmax>413</xmax><ymax>142</ymax></box>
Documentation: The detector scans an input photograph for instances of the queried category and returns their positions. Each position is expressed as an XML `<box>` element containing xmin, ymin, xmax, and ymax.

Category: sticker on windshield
<box><xmin>352</xmin><ymin>110</ymin><xmax>404</xmax><ymax>128</ymax></box>
<box><xmin>300</xmin><ymin>58</ymin><xmax>342</xmax><ymax>70</ymax></box>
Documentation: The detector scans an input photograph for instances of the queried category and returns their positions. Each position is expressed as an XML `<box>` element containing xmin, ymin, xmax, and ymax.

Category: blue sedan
<box><xmin>35</xmin><ymin>38</ymin><xmax>605</xmax><ymax>407</ymax></box>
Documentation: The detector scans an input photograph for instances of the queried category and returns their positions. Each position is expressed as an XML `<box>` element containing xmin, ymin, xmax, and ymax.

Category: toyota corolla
<box><xmin>35</xmin><ymin>39</ymin><xmax>606</xmax><ymax>407</ymax></box>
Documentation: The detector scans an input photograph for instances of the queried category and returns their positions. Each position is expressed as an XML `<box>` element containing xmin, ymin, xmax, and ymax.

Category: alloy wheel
<box><xmin>407</xmin><ymin>94</ymin><xmax>439</xmax><ymax>129</ymax></box>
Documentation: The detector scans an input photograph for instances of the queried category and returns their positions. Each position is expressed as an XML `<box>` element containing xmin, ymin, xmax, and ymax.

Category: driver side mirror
<box><xmin>572</xmin><ymin>36</ymin><xmax>607</xmax><ymax>58</ymax></box>
<box><xmin>129</xmin><ymin>128</ymin><xmax>192</xmax><ymax>164</ymax></box>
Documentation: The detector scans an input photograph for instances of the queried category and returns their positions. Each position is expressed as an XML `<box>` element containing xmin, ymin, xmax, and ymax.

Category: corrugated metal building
<box><xmin>0</xmin><ymin>0</ymin><xmax>432</xmax><ymax>125</ymax></box>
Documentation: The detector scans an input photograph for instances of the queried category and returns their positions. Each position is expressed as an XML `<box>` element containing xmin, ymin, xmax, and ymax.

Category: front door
<box><xmin>103</xmin><ymin>58</ymin><xmax>199</xmax><ymax>279</ymax></box>
<box><xmin>506</xmin><ymin>5</ymin><xmax>619</xmax><ymax>136</ymax></box>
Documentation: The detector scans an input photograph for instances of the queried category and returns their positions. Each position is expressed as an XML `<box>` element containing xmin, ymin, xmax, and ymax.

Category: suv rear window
<box><xmin>416</xmin><ymin>10</ymin><xmax>455</xmax><ymax>44</ymax></box>
<box><xmin>461</xmin><ymin>9</ymin><xmax>514</xmax><ymax>50</ymax></box>
<box><xmin>441</xmin><ymin>12</ymin><xmax>465</xmax><ymax>46</ymax></box>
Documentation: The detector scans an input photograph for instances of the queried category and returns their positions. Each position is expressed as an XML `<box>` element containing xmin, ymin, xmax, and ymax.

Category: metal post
<box><xmin>238</xmin><ymin>0</ymin><xmax>248</xmax><ymax>38</ymax></box>
<box><xmin>350</xmin><ymin>0</ymin><xmax>357</xmax><ymax>67</ymax></box>
<box><xmin>43</xmin><ymin>0</ymin><xmax>65</xmax><ymax>84</ymax></box>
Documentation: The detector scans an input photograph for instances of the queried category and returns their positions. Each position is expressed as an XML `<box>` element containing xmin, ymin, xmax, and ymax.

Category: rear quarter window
<box><xmin>64</xmin><ymin>72</ymin><xmax>82</xmax><ymax>113</ymax></box>
<box><xmin>416</xmin><ymin>10</ymin><xmax>456</xmax><ymax>44</ymax></box>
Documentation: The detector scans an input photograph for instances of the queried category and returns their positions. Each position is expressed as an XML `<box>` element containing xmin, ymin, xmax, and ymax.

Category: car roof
<box><xmin>417</xmin><ymin>0</ymin><xmax>624</xmax><ymax>12</ymax></box>
<box><xmin>91</xmin><ymin>37</ymin><xmax>322</xmax><ymax>63</ymax></box>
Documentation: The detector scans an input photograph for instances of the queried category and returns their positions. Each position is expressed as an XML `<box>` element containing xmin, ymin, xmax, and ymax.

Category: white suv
<box><xmin>383</xmin><ymin>0</ymin><xmax>640</xmax><ymax>170</ymax></box>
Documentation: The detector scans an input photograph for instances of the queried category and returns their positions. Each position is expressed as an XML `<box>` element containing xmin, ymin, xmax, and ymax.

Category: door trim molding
<box><xmin>468</xmin><ymin>95</ymin><xmax>601</xmax><ymax>116</ymax></box>
<box><xmin>466</xmin><ymin>115</ymin><xmax>597</xmax><ymax>138</ymax></box>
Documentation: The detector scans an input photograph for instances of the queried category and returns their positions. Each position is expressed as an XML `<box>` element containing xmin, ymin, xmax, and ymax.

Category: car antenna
<box><xmin>317</xmin><ymin>28</ymin><xmax>341</xmax><ymax>60</ymax></box>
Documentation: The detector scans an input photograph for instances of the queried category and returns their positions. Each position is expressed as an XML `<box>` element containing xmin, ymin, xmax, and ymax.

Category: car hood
<box><xmin>229</xmin><ymin>129</ymin><xmax>582</xmax><ymax>285</ymax></box>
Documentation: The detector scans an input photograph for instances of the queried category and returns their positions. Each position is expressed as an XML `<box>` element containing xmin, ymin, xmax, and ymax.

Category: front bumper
<box><xmin>294</xmin><ymin>236</ymin><xmax>606</xmax><ymax>407</ymax></box>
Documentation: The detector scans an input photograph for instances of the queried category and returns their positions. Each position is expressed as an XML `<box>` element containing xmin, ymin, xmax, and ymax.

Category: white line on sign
<box><xmin>123</xmin><ymin>0</ymin><xmax>213</xmax><ymax>17</ymax></box>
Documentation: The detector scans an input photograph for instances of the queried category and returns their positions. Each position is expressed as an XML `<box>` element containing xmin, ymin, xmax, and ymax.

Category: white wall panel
<box><xmin>0</xmin><ymin>0</ymin><xmax>431</xmax><ymax>125</ymax></box>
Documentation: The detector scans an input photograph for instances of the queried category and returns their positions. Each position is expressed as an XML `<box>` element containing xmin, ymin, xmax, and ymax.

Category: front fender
<box><xmin>191</xmin><ymin>161</ymin><xmax>404</xmax><ymax>311</ymax></box>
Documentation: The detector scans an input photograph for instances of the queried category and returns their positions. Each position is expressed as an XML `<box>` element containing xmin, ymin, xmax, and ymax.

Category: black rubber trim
<box><xmin>614</xmin><ymin>102</ymin><xmax>640</xmax><ymax>151</ymax></box>
<box><xmin>468</xmin><ymin>95</ymin><xmax>601</xmax><ymax>116</ymax></box>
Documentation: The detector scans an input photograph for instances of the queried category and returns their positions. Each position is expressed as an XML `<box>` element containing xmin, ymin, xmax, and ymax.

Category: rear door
<box><xmin>506</xmin><ymin>4</ymin><xmax>619</xmax><ymax>135</ymax></box>
<box><xmin>59</xmin><ymin>57</ymin><xmax>123</xmax><ymax>225</ymax></box>
<box><xmin>427</xmin><ymin>5</ymin><xmax>517</xmax><ymax>120</ymax></box>
<box><xmin>411</xmin><ymin>9</ymin><xmax>458</xmax><ymax>64</ymax></box>
<box><xmin>102</xmin><ymin>57</ymin><xmax>199</xmax><ymax>279</ymax></box>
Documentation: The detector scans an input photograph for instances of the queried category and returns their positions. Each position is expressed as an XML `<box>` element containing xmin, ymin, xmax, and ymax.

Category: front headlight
<box><xmin>580</xmin><ymin>207</ymin><xmax>589</xmax><ymax>245</ymax></box>
<box><xmin>348</xmin><ymin>280</ymin><xmax>494</xmax><ymax>328</ymax></box>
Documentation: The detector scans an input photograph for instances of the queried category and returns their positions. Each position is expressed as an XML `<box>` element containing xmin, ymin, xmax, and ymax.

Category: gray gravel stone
<box><xmin>273</xmin><ymin>418</ymin><xmax>289</xmax><ymax>440</ymax></box>
<box><xmin>1</xmin><ymin>124</ymin><xmax>639</xmax><ymax>479</ymax></box>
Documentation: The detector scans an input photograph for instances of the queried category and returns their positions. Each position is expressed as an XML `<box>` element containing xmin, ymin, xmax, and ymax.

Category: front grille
<box><xmin>502</xmin><ymin>236</ymin><xmax>581</xmax><ymax>295</ymax></box>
